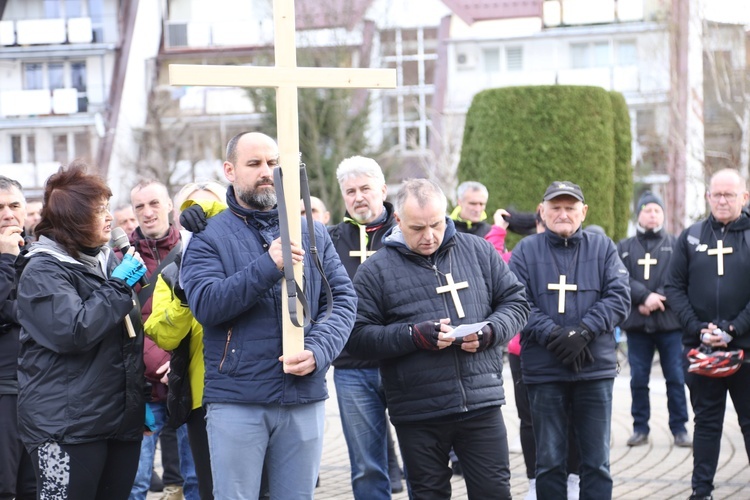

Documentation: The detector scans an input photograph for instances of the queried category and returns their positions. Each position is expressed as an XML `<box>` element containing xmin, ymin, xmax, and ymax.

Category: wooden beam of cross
<box><xmin>436</xmin><ymin>273</ymin><xmax>469</xmax><ymax>319</ymax></box>
<box><xmin>707</xmin><ymin>240</ymin><xmax>733</xmax><ymax>276</ymax></box>
<box><xmin>637</xmin><ymin>253</ymin><xmax>658</xmax><ymax>281</ymax></box>
<box><xmin>169</xmin><ymin>0</ymin><xmax>396</xmax><ymax>359</ymax></box>
<box><xmin>547</xmin><ymin>275</ymin><xmax>577</xmax><ymax>314</ymax></box>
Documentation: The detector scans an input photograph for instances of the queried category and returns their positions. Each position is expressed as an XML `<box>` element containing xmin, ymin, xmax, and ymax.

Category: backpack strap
<box><xmin>137</xmin><ymin>241</ymin><xmax>183</xmax><ymax>306</ymax></box>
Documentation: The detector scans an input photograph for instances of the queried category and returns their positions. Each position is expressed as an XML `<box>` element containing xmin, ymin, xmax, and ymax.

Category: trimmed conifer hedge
<box><xmin>458</xmin><ymin>85</ymin><xmax>632</xmax><ymax>245</ymax></box>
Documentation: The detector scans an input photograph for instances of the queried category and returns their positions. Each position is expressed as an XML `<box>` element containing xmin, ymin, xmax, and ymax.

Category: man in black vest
<box><xmin>328</xmin><ymin>156</ymin><xmax>401</xmax><ymax>498</ymax></box>
<box><xmin>617</xmin><ymin>191</ymin><xmax>691</xmax><ymax>448</ymax></box>
<box><xmin>666</xmin><ymin>168</ymin><xmax>750</xmax><ymax>500</ymax></box>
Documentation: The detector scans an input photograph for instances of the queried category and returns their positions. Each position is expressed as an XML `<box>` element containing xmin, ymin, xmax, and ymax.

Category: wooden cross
<box><xmin>637</xmin><ymin>253</ymin><xmax>658</xmax><ymax>281</ymax></box>
<box><xmin>168</xmin><ymin>0</ymin><xmax>396</xmax><ymax>359</ymax></box>
<box><xmin>349</xmin><ymin>225</ymin><xmax>376</xmax><ymax>264</ymax></box>
<box><xmin>436</xmin><ymin>273</ymin><xmax>469</xmax><ymax>319</ymax></box>
<box><xmin>548</xmin><ymin>275</ymin><xmax>578</xmax><ymax>314</ymax></box>
<box><xmin>707</xmin><ymin>240</ymin><xmax>733</xmax><ymax>276</ymax></box>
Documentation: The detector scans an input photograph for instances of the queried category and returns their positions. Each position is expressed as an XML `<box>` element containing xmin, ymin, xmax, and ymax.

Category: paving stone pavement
<box><xmin>149</xmin><ymin>357</ymin><xmax>749</xmax><ymax>499</ymax></box>
<box><xmin>315</xmin><ymin>359</ymin><xmax>750</xmax><ymax>500</ymax></box>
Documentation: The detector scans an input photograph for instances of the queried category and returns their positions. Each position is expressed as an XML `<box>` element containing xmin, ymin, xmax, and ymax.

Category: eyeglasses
<box><xmin>707</xmin><ymin>192</ymin><xmax>739</xmax><ymax>202</ymax></box>
<box><xmin>96</xmin><ymin>204</ymin><xmax>111</xmax><ymax>217</ymax></box>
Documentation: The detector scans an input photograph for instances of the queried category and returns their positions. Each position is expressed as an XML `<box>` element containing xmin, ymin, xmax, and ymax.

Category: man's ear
<box><xmin>223</xmin><ymin>161</ymin><xmax>235</xmax><ymax>183</ymax></box>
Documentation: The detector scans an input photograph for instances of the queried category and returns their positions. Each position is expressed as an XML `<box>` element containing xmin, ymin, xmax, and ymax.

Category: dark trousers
<box><xmin>0</xmin><ymin>394</ymin><xmax>35</xmax><ymax>500</ymax></box>
<box><xmin>394</xmin><ymin>408</ymin><xmax>511</xmax><ymax>500</ymax></box>
<box><xmin>527</xmin><ymin>379</ymin><xmax>614</xmax><ymax>500</ymax></box>
<box><xmin>30</xmin><ymin>439</ymin><xmax>141</xmax><ymax>500</ymax></box>
<box><xmin>627</xmin><ymin>330</ymin><xmax>688</xmax><ymax>435</ymax></box>
<box><xmin>186</xmin><ymin>407</ymin><xmax>213</xmax><ymax>500</ymax></box>
<box><xmin>509</xmin><ymin>354</ymin><xmax>580</xmax><ymax>479</ymax></box>
<box><xmin>684</xmin><ymin>348</ymin><xmax>750</xmax><ymax>496</ymax></box>
<box><xmin>160</xmin><ymin>424</ymin><xmax>183</xmax><ymax>486</ymax></box>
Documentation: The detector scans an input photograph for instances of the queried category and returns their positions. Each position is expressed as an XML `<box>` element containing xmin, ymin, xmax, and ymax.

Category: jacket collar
<box><xmin>544</xmin><ymin>226</ymin><xmax>583</xmax><ymax>247</ymax></box>
<box><xmin>708</xmin><ymin>212</ymin><xmax>750</xmax><ymax>232</ymax></box>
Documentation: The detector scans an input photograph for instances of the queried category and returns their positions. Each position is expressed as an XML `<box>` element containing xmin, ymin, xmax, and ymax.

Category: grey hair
<box><xmin>336</xmin><ymin>156</ymin><xmax>386</xmax><ymax>189</ymax></box>
<box><xmin>456</xmin><ymin>181</ymin><xmax>488</xmax><ymax>201</ymax></box>
<box><xmin>394</xmin><ymin>178</ymin><xmax>447</xmax><ymax>215</ymax></box>
<box><xmin>0</xmin><ymin>176</ymin><xmax>23</xmax><ymax>195</ymax></box>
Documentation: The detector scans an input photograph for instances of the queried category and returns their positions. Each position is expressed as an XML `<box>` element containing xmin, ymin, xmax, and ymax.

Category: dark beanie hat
<box><xmin>636</xmin><ymin>191</ymin><xmax>664</xmax><ymax>215</ymax></box>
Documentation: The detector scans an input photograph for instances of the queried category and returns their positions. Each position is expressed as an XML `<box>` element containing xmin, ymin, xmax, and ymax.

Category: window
<box><xmin>74</xmin><ymin>132</ymin><xmax>91</xmax><ymax>162</ymax></box>
<box><xmin>89</xmin><ymin>0</ymin><xmax>104</xmax><ymax>41</ymax></box>
<box><xmin>506</xmin><ymin>46</ymin><xmax>523</xmax><ymax>71</ymax></box>
<box><xmin>44</xmin><ymin>0</ymin><xmax>61</xmax><ymax>18</ymax></box>
<box><xmin>71</xmin><ymin>61</ymin><xmax>88</xmax><ymax>111</ymax></box>
<box><xmin>483</xmin><ymin>48</ymin><xmax>500</xmax><ymax>72</ymax></box>
<box><xmin>23</xmin><ymin>64</ymin><xmax>44</xmax><ymax>90</ymax></box>
<box><xmin>53</xmin><ymin>134</ymin><xmax>68</xmax><ymax>163</ymax></box>
<box><xmin>10</xmin><ymin>135</ymin><xmax>36</xmax><ymax>164</ymax></box>
<box><xmin>11</xmin><ymin>136</ymin><xmax>21</xmax><ymax>164</ymax></box>
<box><xmin>380</xmin><ymin>26</ymin><xmax>438</xmax><ymax>151</ymax></box>
<box><xmin>617</xmin><ymin>40</ymin><xmax>637</xmax><ymax>66</ymax></box>
<box><xmin>570</xmin><ymin>41</ymin><xmax>610</xmax><ymax>68</ymax></box>
<box><xmin>49</xmin><ymin>63</ymin><xmax>65</xmax><ymax>89</ymax></box>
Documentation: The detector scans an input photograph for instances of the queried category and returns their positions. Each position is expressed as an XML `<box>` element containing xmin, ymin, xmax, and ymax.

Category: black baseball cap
<box><xmin>543</xmin><ymin>181</ymin><xmax>585</xmax><ymax>203</ymax></box>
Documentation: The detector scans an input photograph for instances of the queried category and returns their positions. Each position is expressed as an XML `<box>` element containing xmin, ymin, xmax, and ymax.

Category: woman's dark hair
<box><xmin>34</xmin><ymin>161</ymin><xmax>112</xmax><ymax>258</ymax></box>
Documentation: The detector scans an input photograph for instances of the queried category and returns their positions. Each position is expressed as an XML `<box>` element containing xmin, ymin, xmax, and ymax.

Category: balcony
<box><xmin>0</xmin><ymin>89</ymin><xmax>81</xmax><ymax>118</ymax></box>
<box><xmin>0</xmin><ymin>17</ymin><xmax>93</xmax><ymax>46</ymax></box>
<box><xmin>164</xmin><ymin>20</ymin><xmax>273</xmax><ymax>49</ymax></box>
<box><xmin>178</xmin><ymin>87</ymin><xmax>256</xmax><ymax>115</ymax></box>
<box><xmin>0</xmin><ymin>162</ymin><xmax>61</xmax><ymax>189</ymax></box>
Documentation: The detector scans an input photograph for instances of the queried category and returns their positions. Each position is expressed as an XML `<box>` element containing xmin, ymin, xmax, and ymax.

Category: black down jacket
<box><xmin>348</xmin><ymin>219</ymin><xmax>529</xmax><ymax>424</ymax></box>
<box><xmin>15</xmin><ymin>237</ymin><xmax>145</xmax><ymax>452</ymax></box>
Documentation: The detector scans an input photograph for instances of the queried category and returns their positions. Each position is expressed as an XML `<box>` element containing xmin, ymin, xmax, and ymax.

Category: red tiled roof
<box><xmin>295</xmin><ymin>0</ymin><xmax>374</xmax><ymax>31</ymax></box>
<box><xmin>440</xmin><ymin>0</ymin><xmax>543</xmax><ymax>25</ymax></box>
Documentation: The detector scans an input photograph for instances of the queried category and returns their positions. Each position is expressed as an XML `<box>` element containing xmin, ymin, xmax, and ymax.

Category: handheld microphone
<box><xmin>111</xmin><ymin>227</ymin><xmax>150</xmax><ymax>288</ymax></box>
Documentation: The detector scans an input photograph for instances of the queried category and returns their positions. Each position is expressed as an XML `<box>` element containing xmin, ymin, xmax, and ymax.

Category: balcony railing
<box><xmin>0</xmin><ymin>89</ymin><xmax>81</xmax><ymax>117</ymax></box>
<box><xmin>164</xmin><ymin>20</ymin><xmax>273</xmax><ymax>49</ymax></box>
<box><xmin>0</xmin><ymin>17</ymin><xmax>93</xmax><ymax>46</ymax></box>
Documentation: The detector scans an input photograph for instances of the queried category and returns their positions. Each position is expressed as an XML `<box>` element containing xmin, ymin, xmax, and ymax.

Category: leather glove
<box><xmin>475</xmin><ymin>324</ymin><xmax>495</xmax><ymax>352</ymax></box>
<box><xmin>112</xmin><ymin>254</ymin><xmax>147</xmax><ymax>287</ymax></box>
<box><xmin>160</xmin><ymin>261</ymin><xmax>188</xmax><ymax>306</ymax></box>
<box><xmin>180</xmin><ymin>204</ymin><xmax>208</xmax><ymax>233</ymax></box>
<box><xmin>411</xmin><ymin>320</ymin><xmax>442</xmax><ymax>351</ymax></box>
<box><xmin>548</xmin><ymin>325</ymin><xmax>593</xmax><ymax>366</ymax></box>
<box><xmin>570</xmin><ymin>345</ymin><xmax>595</xmax><ymax>373</ymax></box>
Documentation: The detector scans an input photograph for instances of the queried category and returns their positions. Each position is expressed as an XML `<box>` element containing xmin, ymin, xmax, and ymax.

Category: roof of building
<box><xmin>440</xmin><ymin>0</ymin><xmax>543</xmax><ymax>25</ymax></box>
<box><xmin>296</xmin><ymin>0</ymin><xmax>374</xmax><ymax>30</ymax></box>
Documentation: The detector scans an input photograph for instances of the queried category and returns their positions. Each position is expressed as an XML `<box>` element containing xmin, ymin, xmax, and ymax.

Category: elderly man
<box><xmin>348</xmin><ymin>178</ymin><xmax>529</xmax><ymax>499</ymax></box>
<box><xmin>509</xmin><ymin>181</ymin><xmax>630</xmax><ymax>500</ymax></box>
<box><xmin>327</xmin><ymin>156</ymin><xmax>401</xmax><ymax>498</ymax></box>
<box><xmin>181</xmin><ymin>132</ymin><xmax>356</xmax><ymax>498</ymax></box>
<box><xmin>666</xmin><ymin>168</ymin><xmax>750</xmax><ymax>500</ymax></box>
<box><xmin>0</xmin><ymin>177</ymin><xmax>35</xmax><ymax>500</ymax></box>
<box><xmin>450</xmin><ymin>181</ymin><xmax>491</xmax><ymax>237</ymax></box>
<box><xmin>617</xmin><ymin>191</ymin><xmax>690</xmax><ymax>449</ymax></box>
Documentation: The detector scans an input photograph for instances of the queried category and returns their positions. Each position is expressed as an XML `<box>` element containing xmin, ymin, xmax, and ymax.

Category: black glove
<box><xmin>548</xmin><ymin>325</ymin><xmax>593</xmax><ymax>366</ymax></box>
<box><xmin>570</xmin><ymin>345</ymin><xmax>595</xmax><ymax>373</ymax></box>
<box><xmin>411</xmin><ymin>321</ymin><xmax>442</xmax><ymax>351</ymax></box>
<box><xmin>475</xmin><ymin>324</ymin><xmax>495</xmax><ymax>352</ymax></box>
<box><xmin>160</xmin><ymin>261</ymin><xmax>188</xmax><ymax>306</ymax></box>
<box><xmin>545</xmin><ymin>326</ymin><xmax>566</xmax><ymax>348</ymax></box>
<box><xmin>180</xmin><ymin>204</ymin><xmax>208</xmax><ymax>233</ymax></box>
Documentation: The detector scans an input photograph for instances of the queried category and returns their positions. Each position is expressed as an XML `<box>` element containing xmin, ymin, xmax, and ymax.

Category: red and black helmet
<box><xmin>687</xmin><ymin>346</ymin><xmax>745</xmax><ymax>378</ymax></box>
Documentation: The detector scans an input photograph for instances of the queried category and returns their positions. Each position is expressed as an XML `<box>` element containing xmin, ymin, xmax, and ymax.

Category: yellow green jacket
<box><xmin>143</xmin><ymin>199</ymin><xmax>227</xmax><ymax>409</ymax></box>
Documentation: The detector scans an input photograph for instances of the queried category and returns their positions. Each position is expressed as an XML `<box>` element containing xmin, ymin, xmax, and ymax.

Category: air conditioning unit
<box><xmin>166</xmin><ymin>22</ymin><xmax>188</xmax><ymax>48</ymax></box>
<box><xmin>456</xmin><ymin>46</ymin><xmax>478</xmax><ymax>70</ymax></box>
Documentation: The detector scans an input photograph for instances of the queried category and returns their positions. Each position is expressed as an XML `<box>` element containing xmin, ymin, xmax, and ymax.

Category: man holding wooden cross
<box><xmin>348</xmin><ymin>178</ymin><xmax>529</xmax><ymax>499</ymax></box>
<box><xmin>180</xmin><ymin>132</ymin><xmax>356</xmax><ymax>498</ymax></box>
<box><xmin>509</xmin><ymin>181</ymin><xmax>630</xmax><ymax>500</ymax></box>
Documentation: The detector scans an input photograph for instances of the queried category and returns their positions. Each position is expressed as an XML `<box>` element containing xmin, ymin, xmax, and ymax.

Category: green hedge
<box><xmin>458</xmin><ymin>85</ymin><xmax>632</xmax><ymax>246</ymax></box>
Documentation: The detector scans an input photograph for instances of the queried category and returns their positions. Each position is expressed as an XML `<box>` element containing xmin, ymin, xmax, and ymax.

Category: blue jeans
<box><xmin>128</xmin><ymin>402</ymin><xmax>199</xmax><ymax>500</ymax></box>
<box><xmin>333</xmin><ymin>368</ymin><xmax>391</xmax><ymax>500</ymax></box>
<box><xmin>627</xmin><ymin>330</ymin><xmax>688</xmax><ymax>435</ymax></box>
<box><xmin>206</xmin><ymin>401</ymin><xmax>325</xmax><ymax>499</ymax></box>
<box><xmin>527</xmin><ymin>379</ymin><xmax>614</xmax><ymax>500</ymax></box>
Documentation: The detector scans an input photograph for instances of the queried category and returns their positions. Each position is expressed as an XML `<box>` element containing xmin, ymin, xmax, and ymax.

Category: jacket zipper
<box><xmin>219</xmin><ymin>327</ymin><xmax>233</xmax><ymax>372</ymax></box>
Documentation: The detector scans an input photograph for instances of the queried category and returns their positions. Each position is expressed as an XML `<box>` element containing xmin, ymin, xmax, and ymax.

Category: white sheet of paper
<box><xmin>444</xmin><ymin>321</ymin><xmax>489</xmax><ymax>339</ymax></box>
